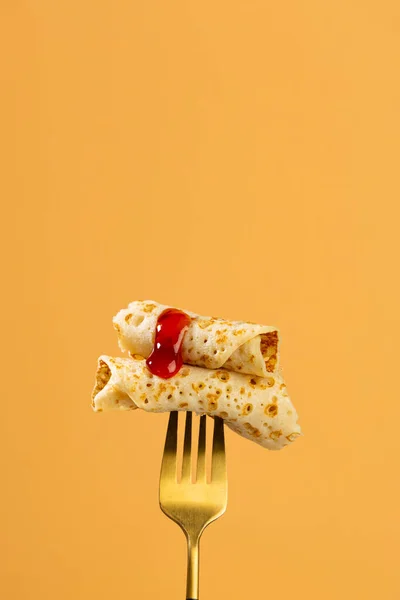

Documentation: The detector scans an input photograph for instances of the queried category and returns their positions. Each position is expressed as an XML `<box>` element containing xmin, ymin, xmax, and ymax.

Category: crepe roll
<box><xmin>92</xmin><ymin>355</ymin><xmax>301</xmax><ymax>450</ymax></box>
<box><xmin>113</xmin><ymin>300</ymin><xmax>279</xmax><ymax>378</ymax></box>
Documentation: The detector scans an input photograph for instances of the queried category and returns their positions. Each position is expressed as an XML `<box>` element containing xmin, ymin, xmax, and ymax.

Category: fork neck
<box><xmin>186</xmin><ymin>535</ymin><xmax>200</xmax><ymax>600</ymax></box>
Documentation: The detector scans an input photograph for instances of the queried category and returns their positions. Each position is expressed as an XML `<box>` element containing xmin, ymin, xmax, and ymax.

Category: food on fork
<box><xmin>92</xmin><ymin>355</ymin><xmax>300</xmax><ymax>450</ymax></box>
<box><xmin>113</xmin><ymin>300</ymin><xmax>279</xmax><ymax>377</ymax></box>
<box><xmin>92</xmin><ymin>300</ymin><xmax>301</xmax><ymax>449</ymax></box>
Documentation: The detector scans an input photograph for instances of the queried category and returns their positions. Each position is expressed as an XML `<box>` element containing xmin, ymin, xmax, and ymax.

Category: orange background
<box><xmin>1</xmin><ymin>1</ymin><xmax>400</xmax><ymax>599</ymax></box>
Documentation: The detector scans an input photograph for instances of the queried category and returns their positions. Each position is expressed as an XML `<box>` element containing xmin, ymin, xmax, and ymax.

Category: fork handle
<box><xmin>186</xmin><ymin>537</ymin><xmax>199</xmax><ymax>599</ymax></box>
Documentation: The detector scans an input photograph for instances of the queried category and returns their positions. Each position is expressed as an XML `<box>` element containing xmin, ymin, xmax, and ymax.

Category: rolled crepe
<box><xmin>113</xmin><ymin>300</ymin><xmax>279</xmax><ymax>377</ymax></box>
<box><xmin>92</xmin><ymin>355</ymin><xmax>301</xmax><ymax>450</ymax></box>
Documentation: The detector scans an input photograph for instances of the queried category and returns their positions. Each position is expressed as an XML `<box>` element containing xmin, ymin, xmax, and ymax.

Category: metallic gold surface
<box><xmin>160</xmin><ymin>414</ymin><xmax>227</xmax><ymax>599</ymax></box>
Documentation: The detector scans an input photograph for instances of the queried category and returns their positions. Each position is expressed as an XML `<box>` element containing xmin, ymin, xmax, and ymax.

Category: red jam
<box><xmin>146</xmin><ymin>308</ymin><xmax>191</xmax><ymax>379</ymax></box>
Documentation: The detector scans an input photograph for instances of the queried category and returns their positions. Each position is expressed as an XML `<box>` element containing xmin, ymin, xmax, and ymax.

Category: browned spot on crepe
<box><xmin>265</xmin><ymin>404</ymin><xmax>278</xmax><ymax>417</ymax></box>
<box><xmin>197</xmin><ymin>319</ymin><xmax>214</xmax><ymax>329</ymax></box>
<box><xmin>243</xmin><ymin>422</ymin><xmax>262</xmax><ymax>438</ymax></box>
<box><xmin>143</xmin><ymin>303</ymin><xmax>157</xmax><ymax>312</ymax></box>
<box><xmin>260</xmin><ymin>331</ymin><xmax>278</xmax><ymax>372</ymax></box>
<box><xmin>216</xmin><ymin>371</ymin><xmax>230</xmax><ymax>382</ymax></box>
<box><xmin>192</xmin><ymin>382</ymin><xmax>205</xmax><ymax>392</ymax></box>
<box><xmin>286</xmin><ymin>432</ymin><xmax>300</xmax><ymax>442</ymax></box>
<box><xmin>207</xmin><ymin>394</ymin><xmax>219</xmax><ymax>412</ymax></box>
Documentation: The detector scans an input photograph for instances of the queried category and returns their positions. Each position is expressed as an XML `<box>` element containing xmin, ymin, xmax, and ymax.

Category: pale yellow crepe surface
<box><xmin>92</xmin><ymin>355</ymin><xmax>301</xmax><ymax>450</ymax></box>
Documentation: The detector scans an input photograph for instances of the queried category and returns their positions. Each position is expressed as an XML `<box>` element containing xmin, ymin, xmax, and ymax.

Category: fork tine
<box><xmin>160</xmin><ymin>411</ymin><xmax>178</xmax><ymax>483</ymax></box>
<box><xmin>181</xmin><ymin>412</ymin><xmax>192</xmax><ymax>483</ymax></box>
<box><xmin>196</xmin><ymin>415</ymin><xmax>207</xmax><ymax>483</ymax></box>
<box><xmin>211</xmin><ymin>417</ymin><xmax>226</xmax><ymax>483</ymax></box>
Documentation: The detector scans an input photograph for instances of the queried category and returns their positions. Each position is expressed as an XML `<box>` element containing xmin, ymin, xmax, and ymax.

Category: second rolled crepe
<box><xmin>113</xmin><ymin>300</ymin><xmax>279</xmax><ymax>377</ymax></box>
<box><xmin>92</xmin><ymin>355</ymin><xmax>301</xmax><ymax>450</ymax></box>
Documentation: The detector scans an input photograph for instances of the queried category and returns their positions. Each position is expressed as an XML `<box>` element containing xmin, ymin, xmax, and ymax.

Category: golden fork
<box><xmin>159</xmin><ymin>412</ymin><xmax>228</xmax><ymax>600</ymax></box>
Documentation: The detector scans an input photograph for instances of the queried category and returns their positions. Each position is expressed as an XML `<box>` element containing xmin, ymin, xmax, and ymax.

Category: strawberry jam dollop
<box><xmin>146</xmin><ymin>308</ymin><xmax>191</xmax><ymax>379</ymax></box>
